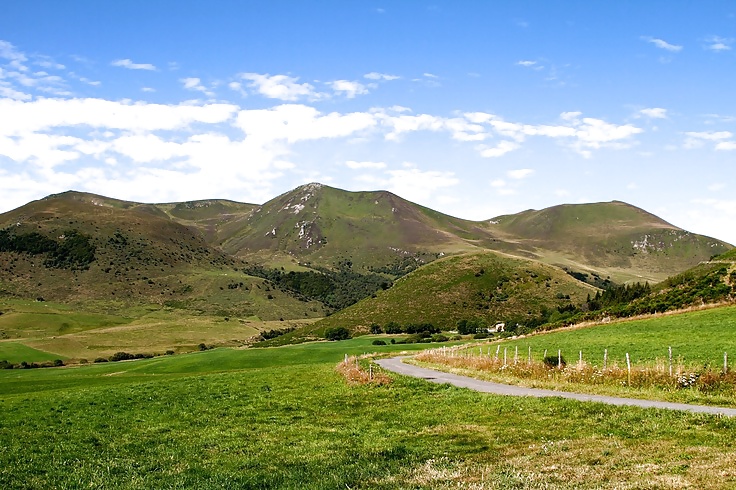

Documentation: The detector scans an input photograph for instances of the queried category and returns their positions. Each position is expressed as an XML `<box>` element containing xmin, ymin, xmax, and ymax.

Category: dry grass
<box><xmin>335</xmin><ymin>355</ymin><xmax>392</xmax><ymax>386</ymax></box>
<box><xmin>415</xmin><ymin>347</ymin><xmax>736</xmax><ymax>395</ymax></box>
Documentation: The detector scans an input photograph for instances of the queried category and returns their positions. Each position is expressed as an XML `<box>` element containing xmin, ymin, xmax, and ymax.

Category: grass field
<box><xmin>489</xmin><ymin>305</ymin><xmax>736</xmax><ymax>368</ymax></box>
<box><xmin>2</xmin><ymin>328</ymin><xmax>736</xmax><ymax>488</ymax></box>
<box><xmin>0</xmin><ymin>298</ymin><xmax>320</xmax><ymax>362</ymax></box>
<box><xmin>415</xmin><ymin>305</ymin><xmax>736</xmax><ymax>407</ymax></box>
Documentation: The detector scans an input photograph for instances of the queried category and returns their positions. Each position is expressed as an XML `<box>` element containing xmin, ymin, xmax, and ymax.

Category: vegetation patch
<box><xmin>335</xmin><ymin>355</ymin><xmax>392</xmax><ymax>385</ymax></box>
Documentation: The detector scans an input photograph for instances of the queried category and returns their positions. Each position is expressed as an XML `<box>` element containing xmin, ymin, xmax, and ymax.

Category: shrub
<box><xmin>372</xmin><ymin>339</ymin><xmax>387</xmax><ymax>346</ymax></box>
<box><xmin>110</xmin><ymin>352</ymin><xmax>135</xmax><ymax>362</ymax></box>
<box><xmin>165</xmin><ymin>350</ymin><xmax>175</xmax><ymax>356</ymax></box>
<box><xmin>369</xmin><ymin>323</ymin><xmax>382</xmax><ymax>334</ymax></box>
<box><xmin>198</xmin><ymin>343</ymin><xmax>209</xmax><ymax>351</ymax></box>
<box><xmin>53</xmin><ymin>359</ymin><xmax>64</xmax><ymax>367</ymax></box>
<box><xmin>325</xmin><ymin>327</ymin><xmax>351</xmax><ymax>341</ymax></box>
<box><xmin>473</xmin><ymin>333</ymin><xmax>490</xmax><ymax>340</ymax></box>
<box><xmin>543</xmin><ymin>354</ymin><xmax>566</xmax><ymax>369</ymax></box>
<box><xmin>94</xmin><ymin>357</ymin><xmax>108</xmax><ymax>363</ymax></box>
<box><xmin>431</xmin><ymin>334</ymin><xmax>449</xmax><ymax>343</ymax></box>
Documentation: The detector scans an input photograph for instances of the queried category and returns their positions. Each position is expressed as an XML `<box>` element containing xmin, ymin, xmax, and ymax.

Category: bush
<box><xmin>325</xmin><ymin>327</ymin><xmax>351</xmax><ymax>341</ymax></box>
<box><xmin>473</xmin><ymin>333</ymin><xmax>490</xmax><ymax>340</ymax></box>
<box><xmin>198</xmin><ymin>343</ymin><xmax>209</xmax><ymax>351</ymax></box>
<box><xmin>53</xmin><ymin>359</ymin><xmax>64</xmax><ymax>367</ymax></box>
<box><xmin>543</xmin><ymin>354</ymin><xmax>566</xmax><ymax>369</ymax></box>
<box><xmin>165</xmin><ymin>350</ymin><xmax>175</xmax><ymax>356</ymax></box>
<box><xmin>371</xmin><ymin>339</ymin><xmax>387</xmax><ymax>346</ymax></box>
<box><xmin>369</xmin><ymin>323</ymin><xmax>382</xmax><ymax>334</ymax></box>
<box><xmin>110</xmin><ymin>352</ymin><xmax>135</xmax><ymax>362</ymax></box>
<box><xmin>93</xmin><ymin>357</ymin><xmax>108</xmax><ymax>363</ymax></box>
<box><xmin>431</xmin><ymin>334</ymin><xmax>449</xmax><ymax>343</ymax></box>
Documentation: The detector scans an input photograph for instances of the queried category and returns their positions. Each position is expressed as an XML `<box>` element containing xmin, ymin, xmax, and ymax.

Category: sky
<box><xmin>0</xmin><ymin>1</ymin><xmax>735</xmax><ymax>244</ymax></box>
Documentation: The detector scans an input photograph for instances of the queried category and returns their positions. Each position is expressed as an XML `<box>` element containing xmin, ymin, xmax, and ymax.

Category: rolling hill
<box><xmin>313</xmin><ymin>250</ymin><xmax>597</xmax><ymax>335</ymax></box>
<box><xmin>0</xmin><ymin>184</ymin><xmax>731</xmax><ymax>327</ymax></box>
<box><xmin>0</xmin><ymin>191</ymin><xmax>326</xmax><ymax>319</ymax></box>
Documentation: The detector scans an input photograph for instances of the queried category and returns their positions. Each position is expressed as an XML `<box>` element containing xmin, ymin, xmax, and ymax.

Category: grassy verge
<box><xmin>2</xmin><ymin>336</ymin><xmax>736</xmax><ymax>488</ymax></box>
<box><xmin>410</xmin><ymin>305</ymin><xmax>736</xmax><ymax>407</ymax></box>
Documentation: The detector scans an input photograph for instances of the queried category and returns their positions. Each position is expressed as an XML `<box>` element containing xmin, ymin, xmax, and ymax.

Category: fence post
<box><xmin>725</xmin><ymin>352</ymin><xmax>728</xmax><ymax>374</ymax></box>
<box><xmin>604</xmin><ymin>349</ymin><xmax>608</xmax><ymax>370</ymax></box>
<box><xmin>369</xmin><ymin>363</ymin><xmax>373</xmax><ymax>380</ymax></box>
<box><xmin>669</xmin><ymin>346</ymin><xmax>672</xmax><ymax>377</ymax></box>
<box><xmin>579</xmin><ymin>350</ymin><xmax>582</xmax><ymax>369</ymax></box>
<box><xmin>558</xmin><ymin>349</ymin><xmax>562</xmax><ymax>369</ymax></box>
<box><xmin>504</xmin><ymin>347</ymin><xmax>507</xmax><ymax>366</ymax></box>
<box><xmin>495</xmin><ymin>345</ymin><xmax>500</xmax><ymax>360</ymax></box>
<box><xmin>528</xmin><ymin>345</ymin><xmax>532</xmax><ymax>365</ymax></box>
<box><xmin>626</xmin><ymin>353</ymin><xmax>631</xmax><ymax>386</ymax></box>
<box><xmin>514</xmin><ymin>346</ymin><xmax>518</xmax><ymax>364</ymax></box>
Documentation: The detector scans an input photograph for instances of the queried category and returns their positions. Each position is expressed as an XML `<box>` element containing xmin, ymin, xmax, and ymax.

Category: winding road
<box><xmin>375</xmin><ymin>356</ymin><xmax>736</xmax><ymax>417</ymax></box>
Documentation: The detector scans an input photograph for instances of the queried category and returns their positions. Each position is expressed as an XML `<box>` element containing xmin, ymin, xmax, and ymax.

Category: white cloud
<box><xmin>507</xmin><ymin>168</ymin><xmax>534</xmax><ymax>179</ymax></box>
<box><xmin>705</xmin><ymin>36</ymin><xmax>733</xmax><ymax>52</ymax></box>
<box><xmin>345</xmin><ymin>160</ymin><xmax>386</xmax><ymax>169</ymax></box>
<box><xmin>683</xmin><ymin>130</ymin><xmax>733</xmax><ymax>150</ymax></box>
<box><xmin>478</xmin><ymin>140</ymin><xmax>519</xmax><ymax>158</ymax></box>
<box><xmin>642</xmin><ymin>37</ymin><xmax>683</xmax><ymax>52</ymax></box>
<box><xmin>239</xmin><ymin>73</ymin><xmax>319</xmax><ymax>101</ymax></box>
<box><xmin>716</xmin><ymin>141</ymin><xmax>736</xmax><ymax>151</ymax></box>
<box><xmin>639</xmin><ymin>108</ymin><xmax>668</xmax><ymax>119</ymax></box>
<box><xmin>329</xmin><ymin>80</ymin><xmax>369</xmax><ymax>98</ymax></box>
<box><xmin>364</xmin><ymin>72</ymin><xmax>400</xmax><ymax>81</ymax></box>
<box><xmin>423</xmin><ymin>73</ymin><xmax>439</xmax><ymax>79</ymax></box>
<box><xmin>180</xmin><ymin>77</ymin><xmax>214</xmax><ymax>96</ymax></box>
<box><xmin>141</xmin><ymin>87</ymin><xmax>156</xmax><ymax>93</ymax></box>
<box><xmin>379</xmin><ymin>113</ymin><xmax>446</xmax><ymax>141</ymax></box>
<box><xmin>235</xmin><ymin>104</ymin><xmax>377</xmax><ymax>144</ymax></box>
<box><xmin>384</xmin><ymin>167</ymin><xmax>459</xmax><ymax>203</ymax></box>
<box><xmin>111</xmin><ymin>59</ymin><xmax>157</xmax><ymax>71</ymax></box>
<box><xmin>0</xmin><ymin>98</ymin><xmax>238</xmax><ymax>136</ymax></box>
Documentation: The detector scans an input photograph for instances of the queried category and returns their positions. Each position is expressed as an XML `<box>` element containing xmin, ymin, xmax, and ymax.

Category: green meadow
<box><xmin>3</xmin><ymin>324</ymin><xmax>736</xmax><ymax>488</ymax></box>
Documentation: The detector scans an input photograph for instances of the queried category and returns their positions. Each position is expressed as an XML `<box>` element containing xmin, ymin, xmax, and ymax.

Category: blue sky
<box><xmin>1</xmin><ymin>1</ymin><xmax>735</xmax><ymax>244</ymax></box>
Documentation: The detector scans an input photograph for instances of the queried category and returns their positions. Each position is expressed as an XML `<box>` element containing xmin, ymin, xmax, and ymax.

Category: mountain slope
<box><xmin>0</xmin><ymin>192</ymin><xmax>326</xmax><ymax>319</ymax></box>
<box><xmin>488</xmin><ymin>201</ymin><xmax>731</xmax><ymax>284</ymax></box>
<box><xmin>313</xmin><ymin>250</ymin><xmax>596</xmax><ymax>334</ymax></box>
<box><xmin>218</xmin><ymin>183</ymin><xmax>496</xmax><ymax>270</ymax></box>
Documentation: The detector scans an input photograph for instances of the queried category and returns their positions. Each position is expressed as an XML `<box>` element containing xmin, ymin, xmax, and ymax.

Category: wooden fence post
<box><xmin>604</xmin><ymin>349</ymin><xmax>608</xmax><ymax>370</ymax></box>
<box><xmin>558</xmin><ymin>349</ymin><xmax>562</xmax><ymax>369</ymax></box>
<box><xmin>725</xmin><ymin>352</ymin><xmax>728</xmax><ymax>374</ymax></box>
<box><xmin>669</xmin><ymin>346</ymin><xmax>672</xmax><ymax>377</ymax></box>
<box><xmin>626</xmin><ymin>353</ymin><xmax>631</xmax><ymax>386</ymax></box>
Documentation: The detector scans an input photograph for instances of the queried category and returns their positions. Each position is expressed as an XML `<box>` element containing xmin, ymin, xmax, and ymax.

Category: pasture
<box><xmin>2</xmin><ymin>319</ymin><xmax>736</xmax><ymax>489</ymax></box>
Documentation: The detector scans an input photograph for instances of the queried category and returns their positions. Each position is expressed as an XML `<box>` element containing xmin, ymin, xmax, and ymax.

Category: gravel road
<box><xmin>375</xmin><ymin>356</ymin><xmax>736</xmax><ymax>417</ymax></box>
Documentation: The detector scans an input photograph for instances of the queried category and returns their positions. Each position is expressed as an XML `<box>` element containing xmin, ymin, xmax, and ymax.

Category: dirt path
<box><xmin>375</xmin><ymin>356</ymin><xmax>736</xmax><ymax>417</ymax></box>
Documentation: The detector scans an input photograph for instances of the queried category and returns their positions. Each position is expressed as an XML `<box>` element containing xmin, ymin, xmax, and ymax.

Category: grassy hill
<box><xmin>314</xmin><ymin>251</ymin><xmax>596</xmax><ymax>335</ymax></box>
<box><xmin>217</xmin><ymin>183</ymin><xmax>494</xmax><ymax>271</ymax></box>
<box><xmin>2</xmin><ymin>316</ymin><xmax>736</xmax><ymax>488</ymax></box>
<box><xmin>488</xmin><ymin>201</ymin><xmax>731</xmax><ymax>284</ymax></box>
<box><xmin>0</xmin><ymin>191</ymin><xmax>327</xmax><ymax>319</ymax></box>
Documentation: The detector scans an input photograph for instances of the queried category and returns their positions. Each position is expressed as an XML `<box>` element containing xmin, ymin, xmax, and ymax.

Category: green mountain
<box><xmin>0</xmin><ymin>191</ymin><xmax>326</xmax><ymax>319</ymax></box>
<box><xmin>217</xmin><ymin>183</ymin><xmax>495</xmax><ymax>270</ymax></box>
<box><xmin>488</xmin><ymin>201</ymin><xmax>731</xmax><ymax>284</ymax></box>
<box><xmin>0</xmin><ymin>185</ymin><xmax>731</xmax><ymax>327</ymax></box>
<box><xmin>312</xmin><ymin>250</ymin><xmax>597</xmax><ymax>335</ymax></box>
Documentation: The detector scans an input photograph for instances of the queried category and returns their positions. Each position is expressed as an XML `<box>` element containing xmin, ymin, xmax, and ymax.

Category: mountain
<box><xmin>215</xmin><ymin>183</ymin><xmax>498</xmax><ymax>270</ymax></box>
<box><xmin>202</xmin><ymin>184</ymin><xmax>731</xmax><ymax>285</ymax></box>
<box><xmin>0</xmin><ymin>185</ymin><xmax>731</xmax><ymax>323</ymax></box>
<box><xmin>488</xmin><ymin>201</ymin><xmax>730</xmax><ymax>284</ymax></box>
<box><xmin>0</xmin><ymin>191</ymin><xmax>326</xmax><ymax>319</ymax></box>
<box><xmin>312</xmin><ymin>250</ymin><xmax>597</xmax><ymax>336</ymax></box>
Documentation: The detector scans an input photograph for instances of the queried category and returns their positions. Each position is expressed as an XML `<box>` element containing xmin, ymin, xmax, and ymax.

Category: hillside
<box><xmin>217</xmin><ymin>183</ymin><xmax>496</xmax><ymax>271</ymax></box>
<box><xmin>314</xmin><ymin>250</ymin><xmax>596</xmax><ymax>335</ymax></box>
<box><xmin>0</xmin><ymin>186</ymin><xmax>731</xmax><ymax>327</ymax></box>
<box><xmin>488</xmin><ymin>201</ymin><xmax>731</xmax><ymax>284</ymax></box>
<box><xmin>0</xmin><ymin>192</ymin><xmax>326</xmax><ymax>319</ymax></box>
